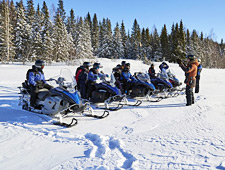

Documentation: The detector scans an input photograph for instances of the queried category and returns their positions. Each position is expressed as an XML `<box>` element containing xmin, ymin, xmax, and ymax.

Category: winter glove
<box><xmin>36</xmin><ymin>81</ymin><xmax>44</xmax><ymax>89</ymax></box>
<box><xmin>127</xmin><ymin>79</ymin><xmax>132</xmax><ymax>83</ymax></box>
<box><xmin>176</xmin><ymin>58</ymin><xmax>182</xmax><ymax>64</ymax></box>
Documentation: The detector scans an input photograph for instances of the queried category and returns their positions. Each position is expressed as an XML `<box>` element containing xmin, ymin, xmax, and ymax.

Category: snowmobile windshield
<box><xmin>136</xmin><ymin>72</ymin><xmax>151</xmax><ymax>83</ymax></box>
<box><xmin>48</xmin><ymin>69</ymin><xmax>77</xmax><ymax>93</ymax></box>
<box><xmin>97</xmin><ymin>69</ymin><xmax>116</xmax><ymax>87</ymax></box>
<box><xmin>167</xmin><ymin>69</ymin><xmax>176</xmax><ymax>79</ymax></box>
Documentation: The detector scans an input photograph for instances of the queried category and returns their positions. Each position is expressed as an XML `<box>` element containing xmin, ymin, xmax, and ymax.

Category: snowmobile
<box><xmin>150</xmin><ymin>71</ymin><xmax>177</xmax><ymax>98</ymax></box>
<box><xmin>18</xmin><ymin>69</ymin><xmax>109</xmax><ymax>128</ymax></box>
<box><xmin>128</xmin><ymin>72</ymin><xmax>163</xmax><ymax>102</ymax></box>
<box><xmin>167</xmin><ymin>70</ymin><xmax>185</xmax><ymax>94</ymax></box>
<box><xmin>89</xmin><ymin>73</ymin><xmax>128</xmax><ymax>111</ymax></box>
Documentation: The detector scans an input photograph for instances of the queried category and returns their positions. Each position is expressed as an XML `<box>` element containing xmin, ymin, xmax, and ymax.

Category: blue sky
<box><xmin>20</xmin><ymin>0</ymin><xmax>225</xmax><ymax>42</ymax></box>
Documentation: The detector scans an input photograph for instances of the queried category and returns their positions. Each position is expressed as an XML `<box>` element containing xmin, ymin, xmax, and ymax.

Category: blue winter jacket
<box><xmin>121</xmin><ymin>71</ymin><xmax>137</xmax><ymax>83</ymax></box>
<box><xmin>28</xmin><ymin>71</ymin><xmax>46</xmax><ymax>86</ymax></box>
<box><xmin>88</xmin><ymin>68</ymin><xmax>105</xmax><ymax>82</ymax></box>
<box><xmin>197</xmin><ymin>64</ymin><xmax>202</xmax><ymax>76</ymax></box>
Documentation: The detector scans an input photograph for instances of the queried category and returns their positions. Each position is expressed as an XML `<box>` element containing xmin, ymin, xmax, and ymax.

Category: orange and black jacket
<box><xmin>179</xmin><ymin>59</ymin><xmax>199</xmax><ymax>87</ymax></box>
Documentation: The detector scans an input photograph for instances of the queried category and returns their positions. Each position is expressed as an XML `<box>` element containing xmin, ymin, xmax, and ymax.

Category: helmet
<box><xmin>121</xmin><ymin>61</ymin><xmax>126</xmax><ymax>65</ymax></box>
<box><xmin>35</xmin><ymin>59</ymin><xmax>45</xmax><ymax>68</ymax></box>
<box><xmin>198</xmin><ymin>58</ymin><xmax>201</xmax><ymax>63</ymax></box>
<box><xmin>151</xmin><ymin>63</ymin><xmax>154</xmax><ymax>67</ymax></box>
<box><xmin>125</xmin><ymin>63</ymin><xmax>130</xmax><ymax>67</ymax></box>
<box><xmin>116</xmin><ymin>64</ymin><xmax>122</xmax><ymax>69</ymax></box>
<box><xmin>186</xmin><ymin>55</ymin><xmax>196</xmax><ymax>60</ymax></box>
<box><xmin>83</xmin><ymin>62</ymin><xmax>91</xmax><ymax>68</ymax></box>
<box><xmin>93</xmin><ymin>62</ymin><xmax>102</xmax><ymax>69</ymax></box>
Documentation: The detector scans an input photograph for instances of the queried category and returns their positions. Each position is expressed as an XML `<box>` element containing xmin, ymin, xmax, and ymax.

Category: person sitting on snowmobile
<box><xmin>75</xmin><ymin>62</ymin><xmax>90</xmax><ymax>84</ymax></box>
<box><xmin>120</xmin><ymin>63</ymin><xmax>137</xmax><ymax>95</ymax></box>
<box><xmin>177</xmin><ymin>55</ymin><xmax>198</xmax><ymax>106</ymax></box>
<box><xmin>121</xmin><ymin>61</ymin><xmax>126</xmax><ymax>70</ymax></box>
<box><xmin>148</xmin><ymin>63</ymin><xmax>156</xmax><ymax>79</ymax></box>
<box><xmin>113</xmin><ymin>64</ymin><xmax>123</xmax><ymax>93</ymax></box>
<box><xmin>28</xmin><ymin>59</ymin><xmax>52</xmax><ymax>109</ymax></box>
<box><xmin>86</xmin><ymin>63</ymin><xmax>104</xmax><ymax>99</ymax></box>
<box><xmin>78</xmin><ymin>62</ymin><xmax>91</xmax><ymax>99</ymax></box>
<box><xmin>159</xmin><ymin>62</ymin><xmax>169</xmax><ymax>79</ymax></box>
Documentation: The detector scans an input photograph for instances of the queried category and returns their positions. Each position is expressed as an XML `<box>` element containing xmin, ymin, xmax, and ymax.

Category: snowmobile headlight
<box><xmin>68</xmin><ymin>87</ymin><xmax>75</xmax><ymax>93</ymax></box>
<box><xmin>110</xmin><ymin>82</ymin><xmax>116</xmax><ymax>87</ymax></box>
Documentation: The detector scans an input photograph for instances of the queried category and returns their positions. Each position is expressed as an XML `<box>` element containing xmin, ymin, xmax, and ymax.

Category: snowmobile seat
<box><xmin>37</xmin><ymin>89</ymin><xmax>50</xmax><ymax>100</ymax></box>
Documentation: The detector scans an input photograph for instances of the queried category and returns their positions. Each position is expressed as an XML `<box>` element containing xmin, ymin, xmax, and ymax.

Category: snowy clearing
<box><xmin>0</xmin><ymin>58</ymin><xmax>225</xmax><ymax>170</ymax></box>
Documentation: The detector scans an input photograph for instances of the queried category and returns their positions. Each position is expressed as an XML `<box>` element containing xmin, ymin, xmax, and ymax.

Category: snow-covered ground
<box><xmin>0</xmin><ymin>58</ymin><xmax>225</xmax><ymax>170</ymax></box>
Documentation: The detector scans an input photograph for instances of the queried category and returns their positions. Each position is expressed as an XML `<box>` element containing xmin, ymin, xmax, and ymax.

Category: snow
<box><xmin>0</xmin><ymin>58</ymin><xmax>225</xmax><ymax>170</ymax></box>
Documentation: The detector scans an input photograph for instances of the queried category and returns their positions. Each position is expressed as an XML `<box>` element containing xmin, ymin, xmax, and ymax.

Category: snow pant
<box><xmin>115</xmin><ymin>79</ymin><xmax>124</xmax><ymax>94</ymax></box>
<box><xmin>79</xmin><ymin>81</ymin><xmax>87</xmax><ymax>99</ymax></box>
<box><xmin>29</xmin><ymin>84</ymin><xmax>52</xmax><ymax>107</ymax></box>
<box><xmin>195</xmin><ymin>75</ymin><xmax>200</xmax><ymax>93</ymax></box>
<box><xmin>186</xmin><ymin>85</ymin><xmax>194</xmax><ymax>105</ymax></box>
<box><xmin>86</xmin><ymin>80</ymin><xmax>95</xmax><ymax>99</ymax></box>
<box><xmin>123</xmin><ymin>81</ymin><xmax>134</xmax><ymax>95</ymax></box>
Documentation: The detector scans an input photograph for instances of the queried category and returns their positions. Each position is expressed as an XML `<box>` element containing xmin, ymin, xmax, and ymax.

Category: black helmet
<box><xmin>83</xmin><ymin>62</ymin><xmax>91</xmax><ymax>68</ymax></box>
<box><xmin>121</xmin><ymin>61</ymin><xmax>126</xmax><ymax>65</ymax></box>
<box><xmin>35</xmin><ymin>59</ymin><xmax>45</xmax><ymax>68</ymax></box>
<box><xmin>93</xmin><ymin>62</ymin><xmax>102</xmax><ymax>69</ymax></box>
<box><xmin>186</xmin><ymin>54</ymin><xmax>196</xmax><ymax>60</ymax></box>
<box><xmin>116</xmin><ymin>64</ymin><xmax>122</xmax><ymax>69</ymax></box>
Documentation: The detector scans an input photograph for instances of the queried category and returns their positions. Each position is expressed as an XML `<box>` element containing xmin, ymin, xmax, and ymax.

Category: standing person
<box><xmin>120</xmin><ymin>63</ymin><xmax>137</xmax><ymax>95</ymax></box>
<box><xmin>28</xmin><ymin>59</ymin><xmax>52</xmax><ymax>109</ymax></box>
<box><xmin>195</xmin><ymin>58</ymin><xmax>202</xmax><ymax>93</ymax></box>
<box><xmin>78</xmin><ymin>62</ymin><xmax>91</xmax><ymax>99</ymax></box>
<box><xmin>177</xmin><ymin>55</ymin><xmax>198</xmax><ymax>106</ymax></box>
<box><xmin>148</xmin><ymin>63</ymin><xmax>156</xmax><ymax>78</ymax></box>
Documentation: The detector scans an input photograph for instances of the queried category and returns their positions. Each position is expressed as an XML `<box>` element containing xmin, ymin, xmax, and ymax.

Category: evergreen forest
<box><xmin>1</xmin><ymin>0</ymin><xmax>225</xmax><ymax>68</ymax></box>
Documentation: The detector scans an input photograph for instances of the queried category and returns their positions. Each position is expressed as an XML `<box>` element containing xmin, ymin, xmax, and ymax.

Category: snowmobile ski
<box><xmin>83</xmin><ymin>110</ymin><xmax>109</xmax><ymax>119</ymax></box>
<box><xmin>53</xmin><ymin>118</ymin><xmax>78</xmax><ymax>128</ymax></box>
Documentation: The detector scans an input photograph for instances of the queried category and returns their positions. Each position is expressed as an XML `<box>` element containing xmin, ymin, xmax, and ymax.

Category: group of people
<box><xmin>26</xmin><ymin>54</ymin><xmax>202</xmax><ymax>109</ymax></box>
<box><xmin>75</xmin><ymin>60</ymin><xmax>138</xmax><ymax>100</ymax></box>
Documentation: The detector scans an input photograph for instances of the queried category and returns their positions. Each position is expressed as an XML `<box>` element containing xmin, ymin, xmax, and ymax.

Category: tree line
<box><xmin>1</xmin><ymin>0</ymin><xmax>225</xmax><ymax>68</ymax></box>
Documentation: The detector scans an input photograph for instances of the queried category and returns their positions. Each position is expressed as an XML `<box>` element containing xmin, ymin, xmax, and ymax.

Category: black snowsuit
<box><xmin>78</xmin><ymin>68</ymin><xmax>89</xmax><ymax>99</ymax></box>
<box><xmin>195</xmin><ymin>64</ymin><xmax>202</xmax><ymax>93</ymax></box>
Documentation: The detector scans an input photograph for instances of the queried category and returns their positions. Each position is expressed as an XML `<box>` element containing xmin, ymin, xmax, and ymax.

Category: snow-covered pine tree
<box><xmin>112</xmin><ymin>23</ymin><xmax>124</xmax><ymax>59</ymax></box>
<box><xmin>52</xmin><ymin>13</ymin><xmax>69</xmax><ymax>61</ymax></box>
<box><xmin>75</xmin><ymin>17</ymin><xmax>93</xmax><ymax>59</ymax></box>
<box><xmin>169</xmin><ymin>23</ymin><xmax>179</xmax><ymax>62</ymax></box>
<box><xmin>32</xmin><ymin>4</ymin><xmax>43</xmax><ymax>59</ymax></box>
<box><xmin>55</xmin><ymin>0</ymin><xmax>66</xmax><ymax>23</ymax></box>
<box><xmin>131</xmin><ymin>19</ymin><xmax>141</xmax><ymax>60</ymax></box>
<box><xmin>66</xmin><ymin>9</ymin><xmax>76</xmax><ymax>39</ymax></box>
<box><xmin>97</xmin><ymin>18</ymin><xmax>113</xmax><ymax>58</ymax></box>
<box><xmin>120</xmin><ymin>21</ymin><xmax>127</xmax><ymax>58</ymax></box>
<box><xmin>25</xmin><ymin>0</ymin><xmax>35</xmax><ymax>25</ymax></box>
<box><xmin>160</xmin><ymin>24</ymin><xmax>169</xmax><ymax>61</ymax></box>
<box><xmin>0</xmin><ymin>0</ymin><xmax>15</xmax><ymax>63</ymax></box>
<box><xmin>91</xmin><ymin>13</ymin><xmax>99</xmax><ymax>56</ymax></box>
<box><xmin>14</xmin><ymin>1</ymin><xmax>33</xmax><ymax>63</ymax></box>
<box><xmin>178</xmin><ymin>20</ymin><xmax>186</xmax><ymax>58</ymax></box>
<box><xmin>41</xmin><ymin>1</ymin><xmax>53</xmax><ymax>37</ymax></box>
<box><xmin>150</xmin><ymin>27</ymin><xmax>162</xmax><ymax>61</ymax></box>
<box><xmin>145</xmin><ymin>28</ymin><xmax>152</xmax><ymax>61</ymax></box>
<box><xmin>42</xmin><ymin>30</ymin><xmax>53</xmax><ymax>63</ymax></box>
